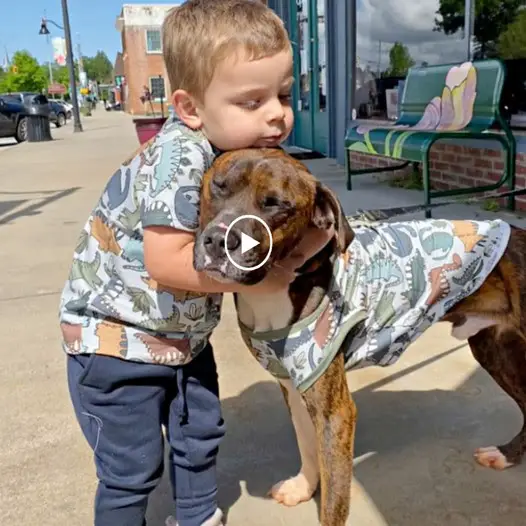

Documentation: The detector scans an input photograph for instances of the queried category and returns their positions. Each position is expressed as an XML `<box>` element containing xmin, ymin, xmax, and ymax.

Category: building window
<box><xmin>149</xmin><ymin>76</ymin><xmax>166</xmax><ymax>101</ymax></box>
<box><xmin>146</xmin><ymin>29</ymin><xmax>162</xmax><ymax>53</ymax></box>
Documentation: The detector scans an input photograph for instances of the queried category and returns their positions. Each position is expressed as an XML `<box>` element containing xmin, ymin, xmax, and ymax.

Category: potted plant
<box><xmin>133</xmin><ymin>84</ymin><xmax>168</xmax><ymax>145</ymax></box>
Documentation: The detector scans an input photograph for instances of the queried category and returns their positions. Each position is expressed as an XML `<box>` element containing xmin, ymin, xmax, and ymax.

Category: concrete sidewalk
<box><xmin>1</xmin><ymin>110</ymin><xmax>525</xmax><ymax>526</ymax></box>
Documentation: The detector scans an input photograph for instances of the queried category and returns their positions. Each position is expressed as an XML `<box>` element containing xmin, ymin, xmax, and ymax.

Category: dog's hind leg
<box><xmin>302</xmin><ymin>352</ymin><xmax>356</xmax><ymax>526</ymax></box>
<box><xmin>469</xmin><ymin>327</ymin><xmax>526</xmax><ymax>469</ymax></box>
<box><xmin>269</xmin><ymin>379</ymin><xmax>320</xmax><ymax>506</ymax></box>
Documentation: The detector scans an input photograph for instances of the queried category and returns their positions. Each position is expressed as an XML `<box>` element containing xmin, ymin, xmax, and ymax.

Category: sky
<box><xmin>356</xmin><ymin>0</ymin><xmax>468</xmax><ymax>72</ymax></box>
<box><xmin>0</xmin><ymin>0</ymin><xmax>182</xmax><ymax>66</ymax></box>
<box><xmin>0</xmin><ymin>0</ymin><xmax>467</xmax><ymax>73</ymax></box>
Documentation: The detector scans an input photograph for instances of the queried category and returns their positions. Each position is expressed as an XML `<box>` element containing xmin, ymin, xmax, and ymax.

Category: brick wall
<box><xmin>349</xmin><ymin>142</ymin><xmax>526</xmax><ymax>210</ymax></box>
<box><xmin>122</xmin><ymin>26</ymin><xmax>169</xmax><ymax>116</ymax></box>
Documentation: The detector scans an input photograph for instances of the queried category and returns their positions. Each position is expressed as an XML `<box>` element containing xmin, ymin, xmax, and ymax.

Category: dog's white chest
<box><xmin>237</xmin><ymin>290</ymin><xmax>294</xmax><ymax>332</ymax></box>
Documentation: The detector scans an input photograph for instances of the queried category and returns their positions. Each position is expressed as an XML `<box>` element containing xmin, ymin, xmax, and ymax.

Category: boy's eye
<box><xmin>238</xmin><ymin>100</ymin><xmax>260</xmax><ymax>110</ymax></box>
<box><xmin>279</xmin><ymin>93</ymin><xmax>292</xmax><ymax>103</ymax></box>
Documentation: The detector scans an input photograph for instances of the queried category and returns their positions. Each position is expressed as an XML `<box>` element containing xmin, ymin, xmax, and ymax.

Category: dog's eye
<box><xmin>211</xmin><ymin>178</ymin><xmax>228</xmax><ymax>195</ymax></box>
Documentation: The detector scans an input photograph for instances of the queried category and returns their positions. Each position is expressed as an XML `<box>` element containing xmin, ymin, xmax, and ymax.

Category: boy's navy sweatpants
<box><xmin>67</xmin><ymin>344</ymin><xmax>225</xmax><ymax>526</ymax></box>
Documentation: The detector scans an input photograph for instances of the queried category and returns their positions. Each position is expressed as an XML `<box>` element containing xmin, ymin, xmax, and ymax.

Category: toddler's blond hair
<box><xmin>162</xmin><ymin>0</ymin><xmax>291</xmax><ymax>101</ymax></box>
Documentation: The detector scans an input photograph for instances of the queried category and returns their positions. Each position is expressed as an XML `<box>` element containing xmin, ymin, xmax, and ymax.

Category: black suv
<box><xmin>0</xmin><ymin>96</ymin><xmax>28</xmax><ymax>142</ymax></box>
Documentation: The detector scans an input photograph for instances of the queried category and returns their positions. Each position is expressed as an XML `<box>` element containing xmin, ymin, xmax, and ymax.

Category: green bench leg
<box><xmin>506</xmin><ymin>140</ymin><xmax>516</xmax><ymax>212</ymax></box>
<box><xmin>422</xmin><ymin>156</ymin><xmax>432</xmax><ymax>219</ymax></box>
<box><xmin>346</xmin><ymin>149</ymin><xmax>352</xmax><ymax>191</ymax></box>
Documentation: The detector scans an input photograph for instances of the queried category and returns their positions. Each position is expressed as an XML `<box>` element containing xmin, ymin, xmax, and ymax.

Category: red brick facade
<box><xmin>349</xmin><ymin>141</ymin><xmax>526</xmax><ymax>210</ymax></box>
<box><xmin>121</xmin><ymin>26</ymin><xmax>169</xmax><ymax>115</ymax></box>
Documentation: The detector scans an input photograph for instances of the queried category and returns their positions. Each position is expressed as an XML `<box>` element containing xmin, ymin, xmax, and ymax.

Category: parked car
<box><xmin>49</xmin><ymin>100</ymin><xmax>67</xmax><ymax>127</ymax></box>
<box><xmin>0</xmin><ymin>92</ymin><xmax>65</xmax><ymax>128</ymax></box>
<box><xmin>54</xmin><ymin>99</ymin><xmax>72</xmax><ymax>120</ymax></box>
<box><xmin>0</xmin><ymin>96</ymin><xmax>28</xmax><ymax>142</ymax></box>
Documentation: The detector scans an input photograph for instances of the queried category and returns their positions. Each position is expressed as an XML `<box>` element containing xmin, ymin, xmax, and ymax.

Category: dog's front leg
<box><xmin>302</xmin><ymin>352</ymin><xmax>356</xmax><ymax>526</ymax></box>
<box><xmin>269</xmin><ymin>378</ymin><xmax>319</xmax><ymax>506</ymax></box>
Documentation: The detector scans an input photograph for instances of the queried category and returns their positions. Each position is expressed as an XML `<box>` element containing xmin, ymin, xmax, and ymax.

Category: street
<box><xmin>1</xmin><ymin>110</ymin><xmax>526</xmax><ymax>526</ymax></box>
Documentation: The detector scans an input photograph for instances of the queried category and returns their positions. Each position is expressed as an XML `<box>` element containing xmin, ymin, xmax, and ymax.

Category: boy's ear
<box><xmin>171</xmin><ymin>90</ymin><xmax>202</xmax><ymax>129</ymax></box>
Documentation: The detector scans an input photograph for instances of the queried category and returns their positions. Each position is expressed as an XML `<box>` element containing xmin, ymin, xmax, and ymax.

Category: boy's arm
<box><xmin>144</xmin><ymin>225</ymin><xmax>296</xmax><ymax>294</ymax></box>
<box><xmin>144</xmin><ymin>224</ymin><xmax>336</xmax><ymax>295</ymax></box>
<box><xmin>144</xmin><ymin>225</ymin><xmax>242</xmax><ymax>293</ymax></box>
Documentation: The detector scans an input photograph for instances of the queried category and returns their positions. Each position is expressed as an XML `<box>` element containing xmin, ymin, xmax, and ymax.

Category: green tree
<box><xmin>497</xmin><ymin>10</ymin><xmax>526</xmax><ymax>59</ymax></box>
<box><xmin>0</xmin><ymin>50</ymin><xmax>47</xmax><ymax>93</ymax></box>
<box><xmin>385</xmin><ymin>42</ymin><xmax>415</xmax><ymax>76</ymax></box>
<box><xmin>82</xmin><ymin>51</ymin><xmax>113</xmax><ymax>83</ymax></box>
<box><xmin>434</xmin><ymin>0</ymin><xmax>525</xmax><ymax>58</ymax></box>
<box><xmin>53</xmin><ymin>64</ymin><xmax>78</xmax><ymax>88</ymax></box>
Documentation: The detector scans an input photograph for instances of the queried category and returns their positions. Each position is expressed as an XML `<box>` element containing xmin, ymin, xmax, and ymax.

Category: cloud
<box><xmin>356</xmin><ymin>0</ymin><xmax>468</xmax><ymax>71</ymax></box>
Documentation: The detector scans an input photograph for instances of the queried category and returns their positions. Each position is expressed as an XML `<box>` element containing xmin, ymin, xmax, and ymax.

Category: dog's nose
<box><xmin>203</xmin><ymin>229</ymin><xmax>240</xmax><ymax>258</ymax></box>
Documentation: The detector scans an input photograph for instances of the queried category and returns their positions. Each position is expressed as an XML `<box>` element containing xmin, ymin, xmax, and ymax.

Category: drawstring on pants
<box><xmin>175</xmin><ymin>367</ymin><xmax>189</xmax><ymax>424</ymax></box>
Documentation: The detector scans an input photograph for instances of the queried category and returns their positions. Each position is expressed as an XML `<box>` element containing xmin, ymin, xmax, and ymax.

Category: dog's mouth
<box><xmin>194</xmin><ymin>217</ymin><xmax>273</xmax><ymax>285</ymax></box>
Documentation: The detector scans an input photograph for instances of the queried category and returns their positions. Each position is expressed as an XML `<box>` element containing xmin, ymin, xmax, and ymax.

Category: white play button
<box><xmin>225</xmin><ymin>214</ymin><xmax>273</xmax><ymax>271</ymax></box>
<box><xmin>241</xmin><ymin>232</ymin><xmax>260</xmax><ymax>254</ymax></box>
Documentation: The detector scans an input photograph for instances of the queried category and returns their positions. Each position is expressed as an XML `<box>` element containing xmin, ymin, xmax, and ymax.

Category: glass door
<box><xmin>290</xmin><ymin>0</ymin><xmax>329</xmax><ymax>155</ymax></box>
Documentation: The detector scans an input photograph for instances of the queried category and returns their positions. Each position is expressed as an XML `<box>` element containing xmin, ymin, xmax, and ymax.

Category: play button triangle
<box><xmin>241</xmin><ymin>232</ymin><xmax>260</xmax><ymax>254</ymax></box>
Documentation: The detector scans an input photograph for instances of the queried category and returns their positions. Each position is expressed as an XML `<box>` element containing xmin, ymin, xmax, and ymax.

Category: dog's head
<box><xmin>194</xmin><ymin>148</ymin><xmax>354</xmax><ymax>285</ymax></box>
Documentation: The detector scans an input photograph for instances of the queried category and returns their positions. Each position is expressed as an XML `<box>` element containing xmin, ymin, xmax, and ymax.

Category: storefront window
<box><xmin>354</xmin><ymin>0</ymin><xmax>526</xmax><ymax>129</ymax></box>
<box><xmin>469</xmin><ymin>0</ymin><xmax>526</xmax><ymax>127</ymax></box>
<box><xmin>354</xmin><ymin>0</ymin><xmax>466</xmax><ymax>121</ymax></box>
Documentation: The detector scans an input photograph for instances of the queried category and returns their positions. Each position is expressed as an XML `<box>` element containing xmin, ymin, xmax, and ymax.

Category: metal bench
<box><xmin>345</xmin><ymin>60</ymin><xmax>516</xmax><ymax>218</ymax></box>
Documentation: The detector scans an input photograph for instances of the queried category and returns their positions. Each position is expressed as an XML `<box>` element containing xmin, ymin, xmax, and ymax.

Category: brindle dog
<box><xmin>193</xmin><ymin>148</ymin><xmax>526</xmax><ymax>526</ymax></box>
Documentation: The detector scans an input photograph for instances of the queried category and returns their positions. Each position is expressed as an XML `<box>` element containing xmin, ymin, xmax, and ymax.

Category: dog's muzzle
<box><xmin>194</xmin><ymin>212</ymin><xmax>272</xmax><ymax>284</ymax></box>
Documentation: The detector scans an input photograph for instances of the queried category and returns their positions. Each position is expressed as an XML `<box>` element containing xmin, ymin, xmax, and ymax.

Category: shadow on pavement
<box><xmin>147</xmin><ymin>343</ymin><xmax>526</xmax><ymax>525</ymax></box>
<box><xmin>0</xmin><ymin>187</ymin><xmax>80</xmax><ymax>225</ymax></box>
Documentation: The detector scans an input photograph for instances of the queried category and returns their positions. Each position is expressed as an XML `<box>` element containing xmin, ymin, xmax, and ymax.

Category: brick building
<box><xmin>115</xmin><ymin>4</ymin><xmax>177</xmax><ymax>115</ymax></box>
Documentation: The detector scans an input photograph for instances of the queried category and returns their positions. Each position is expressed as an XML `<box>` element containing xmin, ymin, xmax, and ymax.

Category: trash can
<box><xmin>26</xmin><ymin>97</ymin><xmax>52</xmax><ymax>143</ymax></box>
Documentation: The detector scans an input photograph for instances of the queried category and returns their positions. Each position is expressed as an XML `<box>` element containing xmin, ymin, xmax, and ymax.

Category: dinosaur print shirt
<box><xmin>239</xmin><ymin>219</ymin><xmax>510</xmax><ymax>392</ymax></box>
<box><xmin>59</xmin><ymin>116</ymin><xmax>223</xmax><ymax>365</ymax></box>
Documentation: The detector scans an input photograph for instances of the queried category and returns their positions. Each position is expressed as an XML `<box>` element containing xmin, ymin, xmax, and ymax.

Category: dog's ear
<box><xmin>312</xmin><ymin>182</ymin><xmax>354</xmax><ymax>253</ymax></box>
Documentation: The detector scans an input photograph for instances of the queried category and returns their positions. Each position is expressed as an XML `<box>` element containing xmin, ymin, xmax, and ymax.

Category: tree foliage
<box><xmin>0</xmin><ymin>49</ymin><xmax>111</xmax><ymax>95</ymax></box>
<box><xmin>82</xmin><ymin>51</ymin><xmax>113</xmax><ymax>83</ymax></box>
<box><xmin>434</xmin><ymin>0</ymin><xmax>525</xmax><ymax>58</ymax></box>
<box><xmin>385</xmin><ymin>42</ymin><xmax>415</xmax><ymax>77</ymax></box>
<box><xmin>0</xmin><ymin>51</ymin><xmax>47</xmax><ymax>93</ymax></box>
<box><xmin>497</xmin><ymin>10</ymin><xmax>526</xmax><ymax>59</ymax></box>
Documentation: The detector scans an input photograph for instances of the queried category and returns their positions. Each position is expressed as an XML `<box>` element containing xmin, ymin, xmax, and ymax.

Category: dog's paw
<box><xmin>474</xmin><ymin>446</ymin><xmax>514</xmax><ymax>470</ymax></box>
<box><xmin>268</xmin><ymin>474</ymin><xmax>317</xmax><ymax>507</ymax></box>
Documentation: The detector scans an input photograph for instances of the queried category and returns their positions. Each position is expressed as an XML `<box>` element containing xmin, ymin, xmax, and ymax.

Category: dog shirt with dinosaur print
<box><xmin>239</xmin><ymin>219</ymin><xmax>510</xmax><ymax>392</ymax></box>
<box><xmin>59</xmin><ymin>116</ymin><xmax>223</xmax><ymax>365</ymax></box>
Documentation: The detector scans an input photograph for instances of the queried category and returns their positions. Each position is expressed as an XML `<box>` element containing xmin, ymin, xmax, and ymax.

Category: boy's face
<box><xmin>195</xmin><ymin>49</ymin><xmax>294</xmax><ymax>151</ymax></box>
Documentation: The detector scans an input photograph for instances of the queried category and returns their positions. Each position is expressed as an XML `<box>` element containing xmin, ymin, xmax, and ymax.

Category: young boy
<box><xmin>59</xmin><ymin>1</ymin><xmax>332</xmax><ymax>525</ymax></box>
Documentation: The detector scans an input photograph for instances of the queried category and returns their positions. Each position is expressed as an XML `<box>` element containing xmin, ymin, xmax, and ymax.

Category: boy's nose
<box><xmin>266</xmin><ymin>99</ymin><xmax>285</xmax><ymax>123</ymax></box>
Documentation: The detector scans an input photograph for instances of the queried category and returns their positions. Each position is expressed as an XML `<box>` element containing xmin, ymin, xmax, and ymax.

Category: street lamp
<box><xmin>39</xmin><ymin>1</ymin><xmax>82</xmax><ymax>133</ymax></box>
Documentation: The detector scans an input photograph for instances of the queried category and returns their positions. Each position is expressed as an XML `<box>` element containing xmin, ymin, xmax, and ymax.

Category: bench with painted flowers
<box><xmin>344</xmin><ymin>60</ymin><xmax>516</xmax><ymax>217</ymax></box>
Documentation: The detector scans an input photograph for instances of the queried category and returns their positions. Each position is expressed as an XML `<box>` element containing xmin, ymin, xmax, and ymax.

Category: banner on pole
<box><xmin>52</xmin><ymin>37</ymin><xmax>67</xmax><ymax>66</ymax></box>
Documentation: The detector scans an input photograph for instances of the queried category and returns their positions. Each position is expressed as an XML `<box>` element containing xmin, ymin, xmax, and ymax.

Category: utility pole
<box><xmin>464</xmin><ymin>0</ymin><xmax>474</xmax><ymax>60</ymax></box>
<box><xmin>60</xmin><ymin>0</ymin><xmax>83</xmax><ymax>132</ymax></box>
<box><xmin>377</xmin><ymin>40</ymin><xmax>382</xmax><ymax>77</ymax></box>
<box><xmin>46</xmin><ymin>34</ymin><xmax>54</xmax><ymax>86</ymax></box>
<box><xmin>76</xmin><ymin>33</ymin><xmax>86</xmax><ymax>88</ymax></box>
